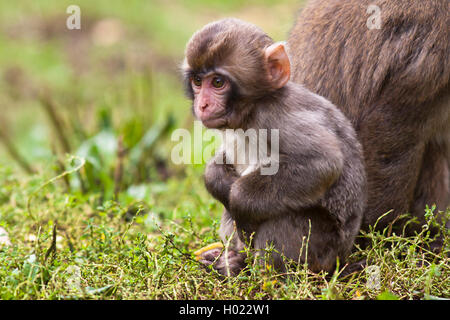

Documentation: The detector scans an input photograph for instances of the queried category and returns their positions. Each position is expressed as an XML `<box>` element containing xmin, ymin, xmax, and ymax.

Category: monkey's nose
<box><xmin>201</xmin><ymin>103</ymin><xmax>209</xmax><ymax>110</ymax></box>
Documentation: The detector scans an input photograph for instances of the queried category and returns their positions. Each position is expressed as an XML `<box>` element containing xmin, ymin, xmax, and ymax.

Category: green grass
<box><xmin>0</xmin><ymin>0</ymin><xmax>448</xmax><ymax>300</ymax></box>
<box><xmin>0</xmin><ymin>164</ymin><xmax>448</xmax><ymax>299</ymax></box>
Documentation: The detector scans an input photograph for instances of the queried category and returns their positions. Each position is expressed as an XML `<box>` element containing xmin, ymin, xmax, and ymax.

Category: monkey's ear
<box><xmin>264</xmin><ymin>42</ymin><xmax>291</xmax><ymax>89</ymax></box>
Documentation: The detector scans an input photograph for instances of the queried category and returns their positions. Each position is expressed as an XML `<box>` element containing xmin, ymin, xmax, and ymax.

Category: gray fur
<box><xmin>185</xmin><ymin>18</ymin><xmax>367</xmax><ymax>275</ymax></box>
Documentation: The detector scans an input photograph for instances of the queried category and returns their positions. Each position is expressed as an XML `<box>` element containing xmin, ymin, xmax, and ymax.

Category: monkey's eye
<box><xmin>192</xmin><ymin>75</ymin><xmax>202</xmax><ymax>87</ymax></box>
<box><xmin>212</xmin><ymin>76</ymin><xmax>225</xmax><ymax>88</ymax></box>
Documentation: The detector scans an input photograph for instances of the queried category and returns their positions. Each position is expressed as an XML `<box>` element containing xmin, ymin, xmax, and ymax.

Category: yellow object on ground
<box><xmin>193</xmin><ymin>242</ymin><xmax>223</xmax><ymax>260</ymax></box>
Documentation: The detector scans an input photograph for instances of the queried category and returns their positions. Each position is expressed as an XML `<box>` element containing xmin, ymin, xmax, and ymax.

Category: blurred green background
<box><xmin>0</xmin><ymin>0</ymin><xmax>301</xmax><ymax>200</ymax></box>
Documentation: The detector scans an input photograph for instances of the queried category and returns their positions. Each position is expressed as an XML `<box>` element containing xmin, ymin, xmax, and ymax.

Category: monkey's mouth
<box><xmin>196</xmin><ymin>108</ymin><xmax>229</xmax><ymax>128</ymax></box>
<box><xmin>200</xmin><ymin>116</ymin><xmax>228</xmax><ymax>129</ymax></box>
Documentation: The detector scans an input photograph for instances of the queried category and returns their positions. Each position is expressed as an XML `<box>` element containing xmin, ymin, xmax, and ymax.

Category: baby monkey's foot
<box><xmin>194</xmin><ymin>242</ymin><xmax>245</xmax><ymax>276</ymax></box>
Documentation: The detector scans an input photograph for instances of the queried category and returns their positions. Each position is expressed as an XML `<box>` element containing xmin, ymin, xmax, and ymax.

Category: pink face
<box><xmin>191</xmin><ymin>73</ymin><xmax>229</xmax><ymax>128</ymax></box>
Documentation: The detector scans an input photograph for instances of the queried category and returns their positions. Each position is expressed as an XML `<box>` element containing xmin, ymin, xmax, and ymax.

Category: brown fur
<box><xmin>288</xmin><ymin>0</ymin><xmax>450</xmax><ymax>233</ymax></box>
<box><xmin>185</xmin><ymin>18</ymin><xmax>274</xmax><ymax>99</ymax></box>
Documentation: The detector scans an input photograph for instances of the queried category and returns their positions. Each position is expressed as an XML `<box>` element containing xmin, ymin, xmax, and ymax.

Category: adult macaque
<box><xmin>288</xmin><ymin>0</ymin><xmax>449</xmax><ymax>241</ymax></box>
<box><xmin>183</xmin><ymin>18</ymin><xmax>367</xmax><ymax>275</ymax></box>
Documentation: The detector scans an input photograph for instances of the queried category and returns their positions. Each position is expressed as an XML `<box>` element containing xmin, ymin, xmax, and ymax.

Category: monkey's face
<box><xmin>183</xmin><ymin>18</ymin><xmax>291</xmax><ymax>129</ymax></box>
<box><xmin>189</xmin><ymin>72</ymin><xmax>232</xmax><ymax>128</ymax></box>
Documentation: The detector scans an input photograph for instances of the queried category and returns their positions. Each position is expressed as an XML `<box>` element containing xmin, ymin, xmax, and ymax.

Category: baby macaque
<box><xmin>183</xmin><ymin>18</ymin><xmax>367</xmax><ymax>275</ymax></box>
